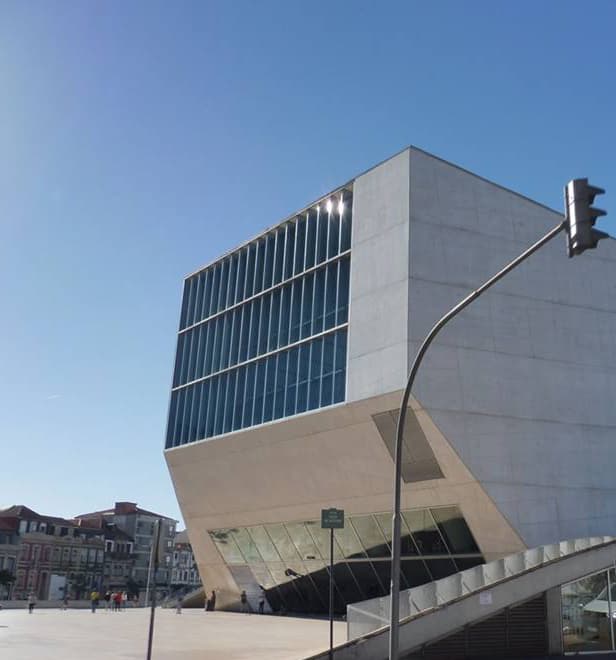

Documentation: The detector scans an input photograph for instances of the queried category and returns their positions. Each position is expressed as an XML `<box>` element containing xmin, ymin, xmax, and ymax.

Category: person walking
<box><xmin>121</xmin><ymin>591</ymin><xmax>128</xmax><ymax>610</ymax></box>
<box><xmin>240</xmin><ymin>590</ymin><xmax>250</xmax><ymax>614</ymax></box>
<box><xmin>205</xmin><ymin>590</ymin><xmax>216</xmax><ymax>612</ymax></box>
<box><xmin>113</xmin><ymin>591</ymin><xmax>122</xmax><ymax>612</ymax></box>
<box><xmin>90</xmin><ymin>590</ymin><xmax>100</xmax><ymax>613</ymax></box>
<box><xmin>175</xmin><ymin>595</ymin><xmax>182</xmax><ymax>614</ymax></box>
<box><xmin>27</xmin><ymin>593</ymin><xmax>36</xmax><ymax>614</ymax></box>
<box><xmin>103</xmin><ymin>591</ymin><xmax>111</xmax><ymax>611</ymax></box>
<box><xmin>62</xmin><ymin>594</ymin><xmax>69</xmax><ymax>611</ymax></box>
<box><xmin>258</xmin><ymin>587</ymin><xmax>267</xmax><ymax>615</ymax></box>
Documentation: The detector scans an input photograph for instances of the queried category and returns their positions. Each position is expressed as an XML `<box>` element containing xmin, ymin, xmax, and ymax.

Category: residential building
<box><xmin>76</xmin><ymin>502</ymin><xmax>177</xmax><ymax>596</ymax></box>
<box><xmin>164</xmin><ymin>147</ymin><xmax>616</xmax><ymax>615</ymax></box>
<box><xmin>0</xmin><ymin>517</ymin><xmax>18</xmax><ymax>599</ymax></box>
<box><xmin>0</xmin><ymin>505</ymin><xmax>105</xmax><ymax>600</ymax></box>
<box><xmin>170</xmin><ymin>530</ymin><xmax>201</xmax><ymax>593</ymax></box>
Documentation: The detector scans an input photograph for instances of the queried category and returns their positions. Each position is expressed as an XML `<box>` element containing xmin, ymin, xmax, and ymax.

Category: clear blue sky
<box><xmin>1</xmin><ymin>1</ymin><xmax>614</xmax><ymax>525</ymax></box>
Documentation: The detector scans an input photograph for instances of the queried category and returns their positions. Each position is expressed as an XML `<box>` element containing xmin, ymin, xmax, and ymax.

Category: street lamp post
<box><xmin>388</xmin><ymin>220</ymin><xmax>567</xmax><ymax>660</ymax></box>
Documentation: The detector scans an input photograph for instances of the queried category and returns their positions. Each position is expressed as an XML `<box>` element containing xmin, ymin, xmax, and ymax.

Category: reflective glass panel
<box><xmin>255</xmin><ymin>239</ymin><xmax>266</xmax><ymax>295</ymax></box>
<box><xmin>305</xmin><ymin>521</ymin><xmax>343</xmax><ymax>560</ymax></box>
<box><xmin>265</xmin><ymin>524</ymin><xmax>300</xmax><ymax>562</ymax></box>
<box><xmin>404</xmin><ymin>509</ymin><xmax>448</xmax><ymax>555</ymax></box>
<box><xmin>425</xmin><ymin>557</ymin><xmax>458</xmax><ymax>580</ymax></box>
<box><xmin>334</xmin><ymin>524</ymin><xmax>365</xmax><ymax>560</ymax></box>
<box><xmin>431</xmin><ymin>506</ymin><xmax>480</xmax><ymax>554</ymax></box>
<box><xmin>284</xmin><ymin>223</ymin><xmax>295</xmax><ymax>280</ymax></box>
<box><xmin>236</xmin><ymin>249</ymin><xmax>247</xmax><ymax>304</ymax></box>
<box><xmin>294</xmin><ymin>216</ymin><xmax>305</xmax><ymax>275</ymax></box>
<box><xmin>264</xmin><ymin>234</ymin><xmax>275</xmax><ymax>290</ymax></box>
<box><xmin>351</xmin><ymin>515</ymin><xmax>389</xmax><ymax>558</ymax></box>
<box><xmin>273</xmin><ymin>229</ymin><xmax>284</xmax><ymax>285</ymax></box>
<box><xmin>210</xmin><ymin>530</ymin><xmax>244</xmax><ymax>564</ymax></box>
<box><xmin>562</xmin><ymin>571</ymin><xmax>612</xmax><ymax>652</ymax></box>
<box><xmin>328</xmin><ymin>207</ymin><xmax>340</xmax><ymax>259</ymax></box>
<box><xmin>245</xmin><ymin>244</ymin><xmax>256</xmax><ymax>298</ymax></box>
<box><xmin>305</xmin><ymin>210</ymin><xmax>317</xmax><ymax>269</ymax></box>
<box><xmin>348</xmin><ymin>561</ymin><xmax>385</xmax><ymax>600</ymax></box>
<box><xmin>401</xmin><ymin>559</ymin><xmax>431</xmax><ymax>588</ymax></box>
<box><xmin>248</xmin><ymin>526</ymin><xmax>280</xmax><ymax>562</ymax></box>
<box><xmin>231</xmin><ymin>528</ymin><xmax>262</xmax><ymax>563</ymax></box>
<box><xmin>285</xmin><ymin>523</ymin><xmax>320</xmax><ymax>561</ymax></box>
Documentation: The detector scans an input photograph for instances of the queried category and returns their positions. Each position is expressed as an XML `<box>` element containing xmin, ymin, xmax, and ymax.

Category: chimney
<box><xmin>114</xmin><ymin>502</ymin><xmax>137</xmax><ymax>514</ymax></box>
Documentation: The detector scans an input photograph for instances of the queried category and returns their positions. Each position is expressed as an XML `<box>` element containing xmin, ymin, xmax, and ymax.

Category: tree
<box><xmin>0</xmin><ymin>569</ymin><xmax>15</xmax><ymax>599</ymax></box>
<box><xmin>126</xmin><ymin>577</ymin><xmax>140</xmax><ymax>598</ymax></box>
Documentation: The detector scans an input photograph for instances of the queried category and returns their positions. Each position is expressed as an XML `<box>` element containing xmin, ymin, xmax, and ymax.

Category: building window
<box><xmin>208</xmin><ymin>505</ymin><xmax>482</xmax><ymax>616</ymax></box>
<box><xmin>166</xmin><ymin>190</ymin><xmax>352</xmax><ymax>449</ymax></box>
<box><xmin>562</xmin><ymin>569</ymin><xmax>616</xmax><ymax>652</ymax></box>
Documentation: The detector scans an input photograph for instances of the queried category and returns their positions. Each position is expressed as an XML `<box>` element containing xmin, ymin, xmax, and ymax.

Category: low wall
<box><xmin>0</xmin><ymin>600</ymin><xmax>92</xmax><ymax>609</ymax></box>
<box><xmin>0</xmin><ymin>600</ymin><xmax>145</xmax><ymax>610</ymax></box>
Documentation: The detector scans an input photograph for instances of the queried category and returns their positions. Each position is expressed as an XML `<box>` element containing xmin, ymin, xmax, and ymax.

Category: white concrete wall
<box><xmin>346</xmin><ymin>149</ymin><xmax>410</xmax><ymax>402</ymax></box>
<box><xmin>408</xmin><ymin>147</ymin><xmax>616</xmax><ymax>548</ymax></box>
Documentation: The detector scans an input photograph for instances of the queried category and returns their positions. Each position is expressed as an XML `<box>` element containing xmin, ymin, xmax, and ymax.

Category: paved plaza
<box><xmin>0</xmin><ymin>607</ymin><xmax>346</xmax><ymax>660</ymax></box>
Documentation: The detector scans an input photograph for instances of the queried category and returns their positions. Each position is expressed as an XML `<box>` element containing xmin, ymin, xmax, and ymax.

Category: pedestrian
<box><xmin>103</xmin><ymin>591</ymin><xmax>111</xmax><ymax>611</ymax></box>
<box><xmin>27</xmin><ymin>592</ymin><xmax>36</xmax><ymax>614</ymax></box>
<box><xmin>258</xmin><ymin>588</ymin><xmax>267</xmax><ymax>615</ymax></box>
<box><xmin>175</xmin><ymin>595</ymin><xmax>182</xmax><ymax>614</ymax></box>
<box><xmin>121</xmin><ymin>591</ymin><xmax>128</xmax><ymax>610</ymax></box>
<box><xmin>90</xmin><ymin>589</ymin><xmax>100</xmax><ymax>613</ymax></box>
<box><xmin>62</xmin><ymin>594</ymin><xmax>69</xmax><ymax>611</ymax></box>
<box><xmin>240</xmin><ymin>590</ymin><xmax>249</xmax><ymax>614</ymax></box>
<box><xmin>205</xmin><ymin>590</ymin><xmax>216</xmax><ymax>612</ymax></box>
<box><xmin>113</xmin><ymin>591</ymin><xmax>122</xmax><ymax>612</ymax></box>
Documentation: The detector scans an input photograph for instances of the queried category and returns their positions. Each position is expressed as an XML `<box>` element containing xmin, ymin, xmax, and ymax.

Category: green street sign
<box><xmin>321</xmin><ymin>508</ymin><xmax>344</xmax><ymax>529</ymax></box>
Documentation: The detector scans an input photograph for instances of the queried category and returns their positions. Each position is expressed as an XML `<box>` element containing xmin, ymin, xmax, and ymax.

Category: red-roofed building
<box><xmin>76</xmin><ymin>502</ymin><xmax>177</xmax><ymax>600</ymax></box>
<box><xmin>0</xmin><ymin>505</ymin><xmax>106</xmax><ymax>601</ymax></box>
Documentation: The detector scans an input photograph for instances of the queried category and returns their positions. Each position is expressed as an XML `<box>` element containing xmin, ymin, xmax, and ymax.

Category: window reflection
<box><xmin>351</xmin><ymin>515</ymin><xmax>390</xmax><ymax>558</ymax></box>
<box><xmin>562</xmin><ymin>572</ymin><xmax>612</xmax><ymax>652</ymax></box>
<box><xmin>404</xmin><ymin>509</ymin><xmax>449</xmax><ymax>555</ymax></box>
<box><xmin>209</xmin><ymin>505</ymin><xmax>484</xmax><ymax>616</ymax></box>
<box><xmin>432</xmin><ymin>506</ymin><xmax>480</xmax><ymax>554</ymax></box>
<box><xmin>285</xmin><ymin>522</ymin><xmax>320</xmax><ymax>561</ymax></box>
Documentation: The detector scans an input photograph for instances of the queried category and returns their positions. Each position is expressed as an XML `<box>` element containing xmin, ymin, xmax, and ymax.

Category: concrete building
<box><xmin>164</xmin><ymin>147</ymin><xmax>616</xmax><ymax>618</ymax></box>
<box><xmin>76</xmin><ymin>502</ymin><xmax>177</xmax><ymax>596</ymax></box>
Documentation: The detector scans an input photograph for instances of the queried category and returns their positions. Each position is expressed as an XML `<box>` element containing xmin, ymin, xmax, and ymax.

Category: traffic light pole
<box><xmin>388</xmin><ymin>220</ymin><xmax>566</xmax><ymax>660</ymax></box>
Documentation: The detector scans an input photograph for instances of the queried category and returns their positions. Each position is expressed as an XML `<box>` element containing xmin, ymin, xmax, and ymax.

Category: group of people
<box><xmin>88</xmin><ymin>590</ymin><xmax>129</xmax><ymax>612</ymax></box>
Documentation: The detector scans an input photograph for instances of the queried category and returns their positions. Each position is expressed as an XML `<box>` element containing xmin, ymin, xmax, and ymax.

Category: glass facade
<box><xmin>209</xmin><ymin>506</ymin><xmax>483</xmax><ymax>615</ymax></box>
<box><xmin>562</xmin><ymin>568</ymin><xmax>616</xmax><ymax>653</ymax></box>
<box><xmin>166</xmin><ymin>189</ymin><xmax>352</xmax><ymax>449</ymax></box>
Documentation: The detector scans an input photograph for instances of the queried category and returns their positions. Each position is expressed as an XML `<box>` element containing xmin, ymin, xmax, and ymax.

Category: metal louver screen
<box><xmin>404</xmin><ymin>593</ymin><xmax>548</xmax><ymax>659</ymax></box>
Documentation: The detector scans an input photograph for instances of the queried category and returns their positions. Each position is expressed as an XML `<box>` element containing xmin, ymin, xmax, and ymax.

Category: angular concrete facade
<box><xmin>165</xmin><ymin>147</ymin><xmax>616</xmax><ymax>612</ymax></box>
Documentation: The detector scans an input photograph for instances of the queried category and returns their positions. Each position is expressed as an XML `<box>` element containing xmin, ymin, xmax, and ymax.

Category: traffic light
<box><xmin>565</xmin><ymin>178</ymin><xmax>608</xmax><ymax>257</ymax></box>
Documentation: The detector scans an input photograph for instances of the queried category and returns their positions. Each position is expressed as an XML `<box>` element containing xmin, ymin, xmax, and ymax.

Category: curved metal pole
<box><xmin>388</xmin><ymin>221</ymin><xmax>565</xmax><ymax>659</ymax></box>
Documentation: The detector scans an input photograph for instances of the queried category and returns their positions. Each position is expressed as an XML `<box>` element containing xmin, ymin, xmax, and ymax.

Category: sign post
<box><xmin>146</xmin><ymin>519</ymin><xmax>162</xmax><ymax>660</ymax></box>
<box><xmin>321</xmin><ymin>508</ymin><xmax>344</xmax><ymax>660</ymax></box>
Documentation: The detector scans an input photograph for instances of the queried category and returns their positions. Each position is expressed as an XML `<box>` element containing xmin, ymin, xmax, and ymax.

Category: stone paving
<box><xmin>0</xmin><ymin>607</ymin><xmax>346</xmax><ymax>660</ymax></box>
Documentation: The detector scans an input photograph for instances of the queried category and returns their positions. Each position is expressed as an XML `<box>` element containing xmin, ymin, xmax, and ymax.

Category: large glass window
<box><xmin>208</xmin><ymin>505</ymin><xmax>483</xmax><ymax>616</ymax></box>
<box><xmin>167</xmin><ymin>190</ymin><xmax>352</xmax><ymax>449</ymax></box>
<box><xmin>562</xmin><ymin>571</ymin><xmax>613</xmax><ymax>653</ymax></box>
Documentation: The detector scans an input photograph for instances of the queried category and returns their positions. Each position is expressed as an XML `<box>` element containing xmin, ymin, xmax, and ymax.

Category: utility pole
<box><xmin>146</xmin><ymin>519</ymin><xmax>162</xmax><ymax>660</ymax></box>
